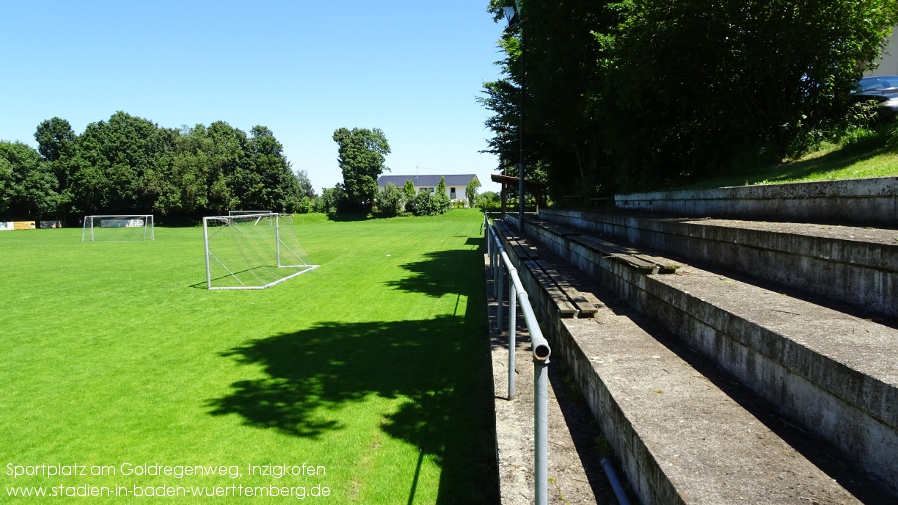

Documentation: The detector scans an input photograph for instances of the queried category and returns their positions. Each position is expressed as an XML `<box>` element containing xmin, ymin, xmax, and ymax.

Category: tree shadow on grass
<box><xmin>207</xmin><ymin>239</ymin><xmax>498</xmax><ymax>504</ymax></box>
<box><xmin>384</xmin><ymin>248</ymin><xmax>484</xmax><ymax>300</ymax></box>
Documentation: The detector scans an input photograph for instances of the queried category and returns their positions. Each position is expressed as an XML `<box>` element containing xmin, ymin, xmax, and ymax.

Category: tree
<box><xmin>35</xmin><ymin>117</ymin><xmax>77</xmax><ymax>163</ymax></box>
<box><xmin>294</xmin><ymin>169</ymin><xmax>317</xmax><ymax>214</ymax></box>
<box><xmin>332</xmin><ymin>127</ymin><xmax>391</xmax><ymax>213</ymax></box>
<box><xmin>465</xmin><ymin>178</ymin><xmax>481</xmax><ymax>207</ymax></box>
<box><xmin>0</xmin><ymin>141</ymin><xmax>59</xmax><ymax>220</ymax></box>
<box><xmin>482</xmin><ymin>0</ymin><xmax>898</xmax><ymax>194</ymax></box>
<box><xmin>434</xmin><ymin>176</ymin><xmax>450</xmax><ymax>214</ymax></box>
<box><xmin>69</xmin><ymin>111</ymin><xmax>173</xmax><ymax>215</ymax></box>
<box><xmin>34</xmin><ymin>117</ymin><xmax>78</xmax><ymax>220</ymax></box>
<box><xmin>246</xmin><ymin>125</ymin><xmax>299</xmax><ymax>213</ymax></box>
<box><xmin>295</xmin><ymin>169</ymin><xmax>315</xmax><ymax>199</ymax></box>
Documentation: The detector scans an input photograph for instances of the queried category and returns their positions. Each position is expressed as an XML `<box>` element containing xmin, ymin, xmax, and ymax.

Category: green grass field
<box><xmin>0</xmin><ymin>209</ymin><xmax>498</xmax><ymax>504</ymax></box>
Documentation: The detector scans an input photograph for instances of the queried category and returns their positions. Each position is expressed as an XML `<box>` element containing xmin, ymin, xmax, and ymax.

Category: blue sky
<box><xmin>0</xmin><ymin>1</ymin><xmax>506</xmax><ymax>193</ymax></box>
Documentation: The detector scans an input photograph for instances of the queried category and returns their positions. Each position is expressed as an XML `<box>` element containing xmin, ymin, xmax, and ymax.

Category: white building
<box><xmin>867</xmin><ymin>26</ymin><xmax>898</xmax><ymax>76</ymax></box>
<box><xmin>377</xmin><ymin>174</ymin><xmax>480</xmax><ymax>203</ymax></box>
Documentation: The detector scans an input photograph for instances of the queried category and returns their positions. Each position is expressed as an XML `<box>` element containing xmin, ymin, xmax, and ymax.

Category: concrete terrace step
<box><xmin>613</xmin><ymin>176</ymin><xmax>898</xmax><ymax>227</ymax></box>
<box><xmin>495</xmin><ymin>218</ymin><xmax>898</xmax><ymax>502</ymax></box>
<box><xmin>538</xmin><ymin>209</ymin><xmax>898</xmax><ymax>320</ymax></box>
<box><xmin>497</xmin><ymin>230</ymin><xmax>877</xmax><ymax>504</ymax></box>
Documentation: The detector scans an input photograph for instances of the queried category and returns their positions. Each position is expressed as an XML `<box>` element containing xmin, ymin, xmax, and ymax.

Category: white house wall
<box><xmin>868</xmin><ymin>27</ymin><xmax>898</xmax><ymax>76</ymax></box>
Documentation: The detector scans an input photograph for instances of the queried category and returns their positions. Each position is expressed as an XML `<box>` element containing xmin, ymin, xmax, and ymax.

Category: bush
<box><xmin>296</xmin><ymin>196</ymin><xmax>316</xmax><ymax>214</ymax></box>
<box><xmin>406</xmin><ymin>189</ymin><xmax>448</xmax><ymax>216</ymax></box>
<box><xmin>317</xmin><ymin>186</ymin><xmax>344</xmax><ymax>214</ymax></box>
<box><xmin>409</xmin><ymin>190</ymin><xmax>438</xmax><ymax>216</ymax></box>
<box><xmin>888</xmin><ymin>120</ymin><xmax>898</xmax><ymax>149</ymax></box>
<box><xmin>477</xmin><ymin>191</ymin><xmax>501</xmax><ymax>211</ymax></box>
<box><xmin>376</xmin><ymin>183</ymin><xmax>404</xmax><ymax>216</ymax></box>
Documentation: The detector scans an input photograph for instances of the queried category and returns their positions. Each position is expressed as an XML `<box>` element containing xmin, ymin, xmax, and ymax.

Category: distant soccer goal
<box><xmin>82</xmin><ymin>215</ymin><xmax>154</xmax><ymax>242</ymax></box>
<box><xmin>203</xmin><ymin>212</ymin><xmax>318</xmax><ymax>290</ymax></box>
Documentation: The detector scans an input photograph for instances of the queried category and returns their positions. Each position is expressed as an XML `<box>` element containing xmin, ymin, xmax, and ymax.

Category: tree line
<box><xmin>0</xmin><ymin>112</ymin><xmax>315</xmax><ymax>223</ymax></box>
<box><xmin>482</xmin><ymin>0</ymin><xmax>898</xmax><ymax>199</ymax></box>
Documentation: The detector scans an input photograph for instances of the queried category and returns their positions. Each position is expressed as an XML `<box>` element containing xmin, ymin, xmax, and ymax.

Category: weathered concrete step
<box><xmin>538</xmin><ymin>209</ymin><xmax>898</xmax><ymax>319</ymax></box>
<box><xmin>511</xmin><ymin>217</ymin><xmax>898</xmax><ymax>494</ymax></box>
<box><xmin>501</xmin><ymin>240</ymin><xmax>875</xmax><ymax>503</ymax></box>
<box><xmin>552</xmin><ymin>304</ymin><xmax>871</xmax><ymax>504</ymax></box>
<box><xmin>613</xmin><ymin>176</ymin><xmax>898</xmax><ymax>227</ymax></box>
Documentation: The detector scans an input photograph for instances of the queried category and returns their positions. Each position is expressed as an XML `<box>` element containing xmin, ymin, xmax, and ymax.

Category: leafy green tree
<box><xmin>465</xmin><ymin>178</ymin><xmax>481</xmax><ymax>207</ymax></box>
<box><xmin>295</xmin><ymin>169</ymin><xmax>316</xmax><ymax>199</ymax></box>
<box><xmin>34</xmin><ymin>118</ymin><xmax>77</xmax><ymax>183</ymax></box>
<box><xmin>34</xmin><ymin>117</ymin><xmax>78</xmax><ymax>219</ymax></box>
<box><xmin>245</xmin><ymin>125</ymin><xmax>299</xmax><ymax>213</ymax></box>
<box><xmin>146</xmin><ymin>123</ymin><xmax>232</xmax><ymax>217</ymax></box>
<box><xmin>332</xmin><ymin>127</ymin><xmax>391</xmax><ymax>213</ymax></box>
<box><xmin>0</xmin><ymin>141</ymin><xmax>59</xmax><ymax>219</ymax></box>
<box><xmin>402</xmin><ymin>179</ymin><xmax>415</xmax><ymax>199</ymax></box>
<box><xmin>600</xmin><ymin>0</ymin><xmax>898</xmax><ymax>185</ymax></box>
<box><xmin>483</xmin><ymin>0</ymin><xmax>898</xmax><ymax>194</ymax></box>
<box><xmin>69</xmin><ymin>111</ymin><xmax>173</xmax><ymax>214</ymax></box>
<box><xmin>35</xmin><ymin>117</ymin><xmax>77</xmax><ymax>163</ymax></box>
<box><xmin>434</xmin><ymin>176</ymin><xmax>450</xmax><ymax>214</ymax></box>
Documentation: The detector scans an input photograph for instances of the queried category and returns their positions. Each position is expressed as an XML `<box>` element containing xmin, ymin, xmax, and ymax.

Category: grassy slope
<box><xmin>0</xmin><ymin>209</ymin><xmax>497</xmax><ymax>504</ymax></box>
<box><xmin>660</xmin><ymin>125</ymin><xmax>898</xmax><ymax>191</ymax></box>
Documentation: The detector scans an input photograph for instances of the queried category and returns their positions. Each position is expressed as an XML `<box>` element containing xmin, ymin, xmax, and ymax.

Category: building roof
<box><xmin>377</xmin><ymin>174</ymin><xmax>479</xmax><ymax>188</ymax></box>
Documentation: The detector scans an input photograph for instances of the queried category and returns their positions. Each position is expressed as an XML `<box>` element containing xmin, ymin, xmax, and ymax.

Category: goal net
<box><xmin>203</xmin><ymin>212</ymin><xmax>318</xmax><ymax>290</ymax></box>
<box><xmin>82</xmin><ymin>215</ymin><xmax>154</xmax><ymax>242</ymax></box>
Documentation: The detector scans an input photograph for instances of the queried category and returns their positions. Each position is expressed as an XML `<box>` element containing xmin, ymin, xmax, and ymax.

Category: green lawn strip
<box><xmin>1</xmin><ymin>210</ymin><xmax>496</xmax><ymax>504</ymax></box>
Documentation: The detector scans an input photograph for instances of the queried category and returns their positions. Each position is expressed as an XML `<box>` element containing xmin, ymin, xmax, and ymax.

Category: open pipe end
<box><xmin>533</xmin><ymin>343</ymin><xmax>551</xmax><ymax>361</ymax></box>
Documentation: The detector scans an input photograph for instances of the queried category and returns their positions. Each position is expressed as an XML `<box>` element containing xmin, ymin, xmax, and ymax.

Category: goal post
<box><xmin>82</xmin><ymin>215</ymin><xmax>154</xmax><ymax>242</ymax></box>
<box><xmin>202</xmin><ymin>212</ymin><xmax>318</xmax><ymax>290</ymax></box>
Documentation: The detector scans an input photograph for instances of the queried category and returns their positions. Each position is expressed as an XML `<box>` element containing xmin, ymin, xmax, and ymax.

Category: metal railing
<box><xmin>485</xmin><ymin>213</ymin><xmax>552</xmax><ymax>505</ymax></box>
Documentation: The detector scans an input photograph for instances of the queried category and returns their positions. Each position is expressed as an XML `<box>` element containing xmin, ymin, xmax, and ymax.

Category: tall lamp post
<box><xmin>505</xmin><ymin>11</ymin><xmax>548</xmax><ymax>505</ymax></box>
<box><xmin>503</xmin><ymin>4</ymin><xmax>525</xmax><ymax>227</ymax></box>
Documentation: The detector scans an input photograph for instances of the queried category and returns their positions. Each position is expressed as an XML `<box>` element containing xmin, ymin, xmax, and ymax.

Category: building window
<box><xmin>450</xmin><ymin>187</ymin><xmax>457</xmax><ymax>199</ymax></box>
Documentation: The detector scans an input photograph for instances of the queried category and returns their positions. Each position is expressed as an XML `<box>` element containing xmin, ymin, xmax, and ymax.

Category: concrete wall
<box><xmin>540</xmin><ymin>208</ymin><xmax>898</xmax><ymax>319</ymax></box>
<box><xmin>614</xmin><ymin>177</ymin><xmax>898</xmax><ymax>227</ymax></box>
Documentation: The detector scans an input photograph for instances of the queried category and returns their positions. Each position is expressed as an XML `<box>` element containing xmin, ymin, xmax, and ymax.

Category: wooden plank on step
<box><xmin>525</xmin><ymin>260</ymin><xmax>577</xmax><ymax>318</ymax></box>
<box><xmin>534</xmin><ymin>260</ymin><xmax>598</xmax><ymax>317</ymax></box>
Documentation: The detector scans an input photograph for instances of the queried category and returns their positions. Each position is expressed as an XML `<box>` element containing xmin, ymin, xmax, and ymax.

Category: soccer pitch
<box><xmin>0</xmin><ymin>210</ymin><xmax>497</xmax><ymax>504</ymax></box>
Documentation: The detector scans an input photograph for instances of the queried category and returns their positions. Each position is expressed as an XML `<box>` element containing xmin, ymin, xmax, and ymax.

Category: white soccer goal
<box><xmin>202</xmin><ymin>212</ymin><xmax>318</xmax><ymax>290</ymax></box>
<box><xmin>82</xmin><ymin>215</ymin><xmax>154</xmax><ymax>242</ymax></box>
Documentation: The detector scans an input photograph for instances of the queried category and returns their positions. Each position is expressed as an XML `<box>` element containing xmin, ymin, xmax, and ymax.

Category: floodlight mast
<box><xmin>503</xmin><ymin>3</ymin><xmax>526</xmax><ymax>227</ymax></box>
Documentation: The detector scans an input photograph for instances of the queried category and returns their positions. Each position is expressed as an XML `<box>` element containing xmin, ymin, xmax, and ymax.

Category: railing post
<box><xmin>534</xmin><ymin>357</ymin><xmax>549</xmax><ymax>505</ymax></box>
<box><xmin>485</xmin><ymin>215</ymin><xmax>492</xmax><ymax>272</ymax></box>
<box><xmin>497</xmin><ymin>259</ymin><xmax>504</xmax><ymax>332</ymax></box>
<box><xmin>508</xmin><ymin>281</ymin><xmax>517</xmax><ymax>400</ymax></box>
